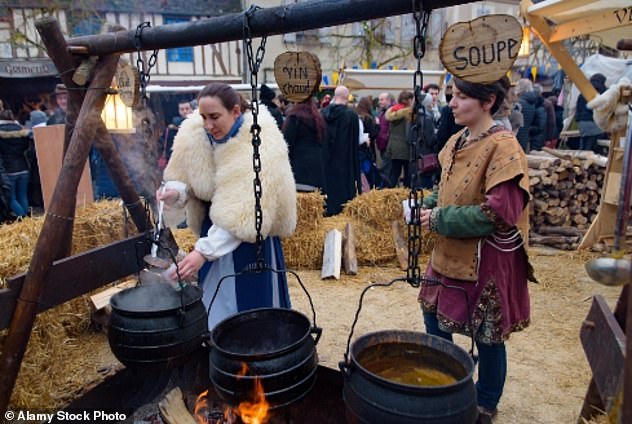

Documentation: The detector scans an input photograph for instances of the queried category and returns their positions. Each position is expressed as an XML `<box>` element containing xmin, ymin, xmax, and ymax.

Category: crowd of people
<box><xmin>0</xmin><ymin>84</ymin><xmax>68</xmax><ymax>223</ymax></box>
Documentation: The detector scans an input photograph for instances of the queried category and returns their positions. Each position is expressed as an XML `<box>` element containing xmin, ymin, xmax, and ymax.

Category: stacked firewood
<box><xmin>528</xmin><ymin>147</ymin><xmax>607</xmax><ymax>250</ymax></box>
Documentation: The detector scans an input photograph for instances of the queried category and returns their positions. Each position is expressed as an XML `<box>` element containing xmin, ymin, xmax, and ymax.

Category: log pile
<box><xmin>528</xmin><ymin>148</ymin><xmax>607</xmax><ymax>250</ymax></box>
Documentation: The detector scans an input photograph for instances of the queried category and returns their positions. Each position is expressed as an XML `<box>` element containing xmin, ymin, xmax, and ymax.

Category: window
<box><xmin>70</xmin><ymin>14</ymin><xmax>103</xmax><ymax>36</ymax></box>
<box><xmin>164</xmin><ymin>16</ymin><xmax>193</xmax><ymax>62</ymax></box>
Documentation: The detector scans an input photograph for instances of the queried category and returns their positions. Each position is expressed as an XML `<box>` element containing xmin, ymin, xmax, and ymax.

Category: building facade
<box><xmin>0</xmin><ymin>0</ymin><xmax>527</xmax><ymax>120</ymax></box>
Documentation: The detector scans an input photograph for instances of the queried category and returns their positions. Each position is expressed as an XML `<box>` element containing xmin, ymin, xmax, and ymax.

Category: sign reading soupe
<box><xmin>273</xmin><ymin>51</ymin><xmax>322</xmax><ymax>103</ymax></box>
<box><xmin>439</xmin><ymin>15</ymin><xmax>523</xmax><ymax>84</ymax></box>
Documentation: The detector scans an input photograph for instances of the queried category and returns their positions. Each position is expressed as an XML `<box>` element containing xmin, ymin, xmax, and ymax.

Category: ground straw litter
<box><xmin>0</xmin><ymin>199</ymin><xmax>136</xmax><ymax>410</ymax></box>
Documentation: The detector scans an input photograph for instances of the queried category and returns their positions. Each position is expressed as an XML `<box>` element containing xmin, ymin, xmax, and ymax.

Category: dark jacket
<box><xmin>0</xmin><ymin>121</ymin><xmax>31</xmax><ymax>174</ymax></box>
<box><xmin>530</xmin><ymin>96</ymin><xmax>546</xmax><ymax>151</ymax></box>
<box><xmin>436</xmin><ymin>105</ymin><xmax>463</xmax><ymax>153</ymax></box>
<box><xmin>321</xmin><ymin>104</ymin><xmax>360</xmax><ymax>215</ymax></box>
<box><xmin>0</xmin><ymin>155</ymin><xmax>15</xmax><ymax>223</ymax></box>
<box><xmin>516</xmin><ymin>91</ymin><xmax>538</xmax><ymax>149</ymax></box>
<box><xmin>283</xmin><ymin>114</ymin><xmax>325</xmax><ymax>189</ymax></box>
<box><xmin>262</xmin><ymin>100</ymin><xmax>284</xmax><ymax>129</ymax></box>
<box><xmin>542</xmin><ymin>98</ymin><xmax>557</xmax><ymax>141</ymax></box>
<box><xmin>576</xmin><ymin>75</ymin><xmax>607</xmax><ymax>123</ymax></box>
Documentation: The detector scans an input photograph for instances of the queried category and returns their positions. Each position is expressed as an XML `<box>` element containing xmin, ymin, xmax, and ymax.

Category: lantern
<box><xmin>101</xmin><ymin>89</ymin><xmax>135</xmax><ymax>134</ymax></box>
<box><xmin>518</xmin><ymin>26</ymin><xmax>531</xmax><ymax>58</ymax></box>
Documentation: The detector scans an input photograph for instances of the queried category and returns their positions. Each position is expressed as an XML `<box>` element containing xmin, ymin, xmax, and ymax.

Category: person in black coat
<box><xmin>0</xmin><ymin>109</ymin><xmax>31</xmax><ymax>217</ymax></box>
<box><xmin>576</xmin><ymin>73</ymin><xmax>607</xmax><ymax>152</ymax></box>
<box><xmin>260</xmin><ymin>84</ymin><xmax>284</xmax><ymax>129</ymax></box>
<box><xmin>282</xmin><ymin>98</ymin><xmax>326</xmax><ymax>190</ymax></box>
<box><xmin>435</xmin><ymin>104</ymin><xmax>464</xmax><ymax>153</ymax></box>
<box><xmin>321</xmin><ymin>86</ymin><xmax>361</xmax><ymax>216</ymax></box>
<box><xmin>515</xmin><ymin>79</ymin><xmax>537</xmax><ymax>152</ymax></box>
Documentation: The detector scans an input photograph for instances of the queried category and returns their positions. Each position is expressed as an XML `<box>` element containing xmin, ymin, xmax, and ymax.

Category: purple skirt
<box><xmin>419</xmin><ymin>235</ymin><xmax>531</xmax><ymax>344</ymax></box>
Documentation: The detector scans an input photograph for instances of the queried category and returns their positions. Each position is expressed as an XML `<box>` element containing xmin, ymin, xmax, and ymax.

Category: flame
<box><xmin>194</xmin><ymin>363</ymin><xmax>270</xmax><ymax>424</ymax></box>
<box><xmin>235</xmin><ymin>377</ymin><xmax>269</xmax><ymax>424</ymax></box>
<box><xmin>194</xmin><ymin>390</ymin><xmax>209</xmax><ymax>423</ymax></box>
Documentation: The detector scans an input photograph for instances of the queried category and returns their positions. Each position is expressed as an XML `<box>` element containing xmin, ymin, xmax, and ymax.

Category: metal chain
<box><xmin>134</xmin><ymin>22</ymin><xmax>158</xmax><ymax>102</ymax></box>
<box><xmin>406</xmin><ymin>0</ymin><xmax>431</xmax><ymax>287</ymax></box>
<box><xmin>243</xmin><ymin>5</ymin><xmax>268</xmax><ymax>270</ymax></box>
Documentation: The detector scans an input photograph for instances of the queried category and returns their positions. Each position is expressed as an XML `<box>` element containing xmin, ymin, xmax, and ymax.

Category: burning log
<box><xmin>159</xmin><ymin>387</ymin><xmax>196</xmax><ymax>424</ymax></box>
<box><xmin>527</xmin><ymin>149</ymin><xmax>607</xmax><ymax>250</ymax></box>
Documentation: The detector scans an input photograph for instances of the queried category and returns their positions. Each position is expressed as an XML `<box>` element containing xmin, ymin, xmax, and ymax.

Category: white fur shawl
<box><xmin>588</xmin><ymin>77</ymin><xmax>632</xmax><ymax>134</ymax></box>
<box><xmin>163</xmin><ymin>105</ymin><xmax>296</xmax><ymax>242</ymax></box>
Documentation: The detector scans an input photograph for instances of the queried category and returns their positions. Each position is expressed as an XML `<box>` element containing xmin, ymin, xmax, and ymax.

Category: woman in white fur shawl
<box><xmin>158</xmin><ymin>83</ymin><xmax>297</xmax><ymax>330</ymax></box>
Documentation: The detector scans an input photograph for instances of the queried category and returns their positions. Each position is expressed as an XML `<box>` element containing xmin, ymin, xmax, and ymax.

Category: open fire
<box><xmin>195</xmin><ymin>364</ymin><xmax>270</xmax><ymax>424</ymax></box>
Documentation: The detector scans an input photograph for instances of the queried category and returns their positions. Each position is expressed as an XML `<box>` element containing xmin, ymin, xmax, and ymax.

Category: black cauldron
<box><xmin>340</xmin><ymin>330</ymin><xmax>477</xmax><ymax>424</ymax></box>
<box><xmin>209</xmin><ymin>307</ymin><xmax>321</xmax><ymax>409</ymax></box>
<box><xmin>108</xmin><ymin>283</ymin><xmax>209</xmax><ymax>369</ymax></box>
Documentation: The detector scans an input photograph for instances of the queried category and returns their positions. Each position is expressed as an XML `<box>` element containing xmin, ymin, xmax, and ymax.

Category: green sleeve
<box><xmin>433</xmin><ymin>205</ymin><xmax>496</xmax><ymax>238</ymax></box>
<box><xmin>422</xmin><ymin>189</ymin><xmax>438</xmax><ymax>209</ymax></box>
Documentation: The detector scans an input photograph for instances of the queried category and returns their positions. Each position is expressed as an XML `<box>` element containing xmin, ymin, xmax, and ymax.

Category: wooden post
<box><xmin>35</xmin><ymin>17</ymin><xmax>83</xmax><ymax>258</ymax></box>
<box><xmin>624</xmin><ymin>282</ymin><xmax>632</xmax><ymax>424</ymax></box>
<box><xmin>0</xmin><ymin>54</ymin><xmax>119</xmax><ymax>415</ymax></box>
<box><xmin>343</xmin><ymin>223</ymin><xmax>358</xmax><ymax>275</ymax></box>
<box><xmin>578</xmin><ymin>285</ymin><xmax>629</xmax><ymax>422</ymax></box>
<box><xmin>521</xmin><ymin>0</ymin><xmax>598</xmax><ymax>102</ymax></box>
<box><xmin>36</xmin><ymin>16</ymin><xmax>148</xmax><ymax>234</ymax></box>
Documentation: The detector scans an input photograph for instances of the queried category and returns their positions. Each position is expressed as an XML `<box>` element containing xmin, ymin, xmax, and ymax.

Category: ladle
<box><xmin>585</xmin><ymin>106</ymin><xmax>632</xmax><ymax>286</ymax></box>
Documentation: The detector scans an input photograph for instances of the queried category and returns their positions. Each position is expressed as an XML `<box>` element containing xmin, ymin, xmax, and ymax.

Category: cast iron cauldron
<box><xmin>108</xmin><ymin>282</ymin><xmax>209</xmax><ymax>370</ymax></box>
<box><xmin>209</xmin><ymin>307</ymin><xmax>321</xmax><ymax>409</ymax></box>
<box><xmin>340</xmin><ymin>330</ymin><xmax>477</xmax><ymax>424</ymax></box>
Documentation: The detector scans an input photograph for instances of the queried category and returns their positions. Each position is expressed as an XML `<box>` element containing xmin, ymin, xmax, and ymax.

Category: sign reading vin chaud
<box><xmin>439</xmin><ymin>15</ymin><xmax>523</xmax><ymax>84</ymax></box>
<box><xmin>274</xmin><ymin>51</ymin><xmax>322</xmax><ymax>103</ymax></box>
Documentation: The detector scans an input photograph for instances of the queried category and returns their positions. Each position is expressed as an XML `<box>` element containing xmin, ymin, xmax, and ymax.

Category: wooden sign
<box><xmin>273</xmin><ymin>51</ymin><xmax>322</xmax><ymax>103</ymax></box>
<box><xmin>439</xmin><ymin>14</ymin><xmax>523</xmax><ymax>84</ymax></box>
<box><xmin>33</xmin><ymin>125</ymin><xmax>93</xmax><ymax>210</ymax></box>
<box><xmin>116</xmin><ymin>62</ymin><xmax>140</xmax><ymax>107</ymax></box>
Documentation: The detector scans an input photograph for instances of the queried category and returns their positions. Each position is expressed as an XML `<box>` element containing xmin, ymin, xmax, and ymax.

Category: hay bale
<box><xmin>296</xmin><ymin>192</ymin><xmax>325</xmax><ymax>232</ymax></box>
<box><xmin>284</xmin><ymin>188</ymin><xmax>436</xmax><ymax>270</ymax></box>
<box><xmin>171</xmin><ymin>227</ymin><xmax>197</xmax><ymax>253</ymax></box>
<box><xmin>0</xmin><ymin>199</ymin><xmax>134</xmax><ymax>410</ymax></box>
<box><xmin>342</xmin><ymin>188</ymin><xmax>409</xmax><ymax>231</ymax></box>
<box><xmin>0</xmin><ymin>199</ymin><xmax>131</xmax><ymax>288</ymax></box>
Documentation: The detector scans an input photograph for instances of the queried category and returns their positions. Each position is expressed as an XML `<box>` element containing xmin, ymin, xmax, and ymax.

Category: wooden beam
<box><xmin>521</xmin><ymin>0</ymin><xmax>598</xmax><ymax>102</ymax></box>
<box><xmin>0</xmin><ymin>233</ymin><xmax>150</xmax><ymax>331</ymax></box>
<box><xmin>580</xmin><ymin>295</ymin><xmax>626</xmax><ymax>414</ymax></box>
<box><xmin>549</xmin><ymin>10</ymin><xmax>632</xmax><ymax>43</ymax></box>
<box><xmin>35</xmin><ymin>17</ymin><xmax>84</xmax><ymax>259</ymax></box>
<box><xmin>0</xmin><ymin>54</ymin><xmax>120</xmax><ymax>414</ymax></box>
<box><xmin>526</xmin><ymin>0</ymin><xmax>601</xmax><ymax>18</ymax></box>
<box><xmin>624</xmin><ymin>280</ymin><xmax>632</xmax><ymax>424</ymax></box>
<box><xmin>64</xmin><ymin>0</ymin><xmax>475</xmax><ymax>55</ymax></box>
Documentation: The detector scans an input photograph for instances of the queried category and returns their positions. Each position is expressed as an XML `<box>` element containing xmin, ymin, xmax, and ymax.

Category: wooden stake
<box><xmin>158</xmin><ymin>387</ymin><xmax>197</xmax><ymax>424</ymax></box>
<box><xmin>0</xmin><ymin>54</ymin><xmax>119</xmax><ymax>414</ymax></box>
<box><xmin>321</xmin><ymin>229</ymin><xmax>342</xmax><ymax>280</ymax></box>
<box><xmin>392</xmin><ymin>221</ymin><xmax>408</xmax><ymax>271</ymax></box>
<box><xmin>343</xmin><ymin>223</ymin><xmax>358</xmax><ymax>275</ymax></box>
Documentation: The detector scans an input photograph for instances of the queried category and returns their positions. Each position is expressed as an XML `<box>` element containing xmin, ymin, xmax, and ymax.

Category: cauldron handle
<box><xmin>206</xmin><ymin>265</ymin><xmax>321</xmax><ymax>344</ymax></box>
<box><xmin>285</xmin><ymin>268</ymin><xmax>321</xmax><ymax>344</ymax></box>
<box><xmin>342</xmin><ymin>278</ymin><xmax>410</xmax><ymax>367</ymax></box>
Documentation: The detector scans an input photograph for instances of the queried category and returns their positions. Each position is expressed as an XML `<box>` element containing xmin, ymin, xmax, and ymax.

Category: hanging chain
<box><xmin>244</xmin><ymin>5</ymin><xmax>268</xmax><ymax>271</ymax></box>
<box><xmin>406</xmin><ymin>0</ymin><xmax>430</xmax><ymax>288</ymax></box>
<box><xmin>134</xmin><ymin>22</ymin><xmax>158</xmax><ymax>102</ymax></box>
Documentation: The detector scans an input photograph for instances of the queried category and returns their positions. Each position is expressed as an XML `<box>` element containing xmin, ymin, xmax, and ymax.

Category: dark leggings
<box><xmin>423</xmin><ymin>311</ymin><xmax>507</xmax><ymax>411</ymax></box>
